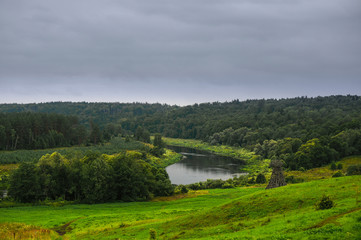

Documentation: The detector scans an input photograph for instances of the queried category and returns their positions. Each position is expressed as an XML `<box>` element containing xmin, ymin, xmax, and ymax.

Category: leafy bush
<box><xmin>330</xmin><ymin>162</ymin><xmax>337</xmax><ymax>170</ymax></box>
<box><xmin>337</xmin><ymin>163</ymin><xmax>343</xmax><ymax>170</ymax></box>
<box><xmin>285</xmin><ymin>175</ymin><xmax>305</xmax><ymax>184</ymax></box>
<box><xmin>186</xmin><ymin>176</ymin><xmax>249</xmax><ymax>190</ymax></box>
<box><xmin>332</xmin><ymin>171</ymin><xmax>344</xmax><ymax>178</ymax></box>
<box><xmin>175</xmin><ymin>185</ymin><xmax>188</xmax><ymax>194</ymax></box>
<box><xmin>316</xmin><ymin>195</ymin><xmax>334</xmax><ymax>210</ymax></box>
<box><xmin>221</xmin><ymin>182</ymin><xmax>234</xmax><ymax>189</ymax></box>
<box><xmin>347</xmin><ymin>165</ymin><xmax>361</xmax><ymax>176</ymax></box>
<box><xmin>255</xmin><ymin>173</ymin><xmax>266</xmax><ymax>184</ymax></box>
<box><xmin>149</xmin><ymin>228</ymin><xmax>157</xmax><ymax>240</ymax></box>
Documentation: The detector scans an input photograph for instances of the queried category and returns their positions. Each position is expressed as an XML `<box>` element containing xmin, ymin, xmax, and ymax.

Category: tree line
<box><xmin>0</xmin><ymin>112</ymin><xmax>122</xmax><ymax>150</ymax></box>
<box><xmin>1</xmin><ymin>96</ymin><xmax>360</xmax><ymax>144</ymax></box>
<box><xmin>8</xmin><ymin>151</ymin><xmax>173</xmax><ymax>203</ymax></box>
<box><xmin>1</xmin><ymin>95</ymin><xmax>361</xmax><ymax>170</ymax></box>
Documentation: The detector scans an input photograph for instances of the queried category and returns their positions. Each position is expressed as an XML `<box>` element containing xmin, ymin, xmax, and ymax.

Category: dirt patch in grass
<box><xmin>151</xmin><ymin>190</ymin><xmax>209</xmax><ymax>202</ymax></box>
<box><xmin>53</xmin><ymin>217</ymin><xmax>84</xmax><ymax>236</ymax></box>
<box><xmin>307</xmin><ymin>207</ymin><xmax>361</xmax><ymax>229</ymax></box>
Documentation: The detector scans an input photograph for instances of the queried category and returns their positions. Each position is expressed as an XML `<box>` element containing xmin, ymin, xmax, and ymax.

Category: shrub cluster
<box><xmin>346</xmin><ymin>165</ymin><xmax>361</xmax><ymax>176</ymax></box>
<box><xmin>316</xmin><ymin>195</ymin><xmax>334</xmax><ymax>210</ymax></box>
<box><xmin>332</xmin><ymin>171</ymin><xmax>344</xmax><ymax>178</ymax></box>
<box><xmin>185</xmin><ymin>176</ymin><xmax>249</xmax><ymax>191</ymax></box>
<box><xmin>285</xmin><ymin>175</ymin><xmax>305</xmax><ymax>184</ymax></box>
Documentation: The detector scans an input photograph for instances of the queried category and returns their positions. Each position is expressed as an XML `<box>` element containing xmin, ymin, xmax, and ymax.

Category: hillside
<box><xmin>1</xmin><ymin>96</ymin><xmax>360</xmax><ymax>142</ymax></box>
<box><xmin>2</xmin><ymin>95</ymin><xmax>361</xmax><ymax>171</ymax></box>
<box><xmin>1</xmin><ymin>173</ymin><xmax>360</xmax><ymax>239</ymax></box>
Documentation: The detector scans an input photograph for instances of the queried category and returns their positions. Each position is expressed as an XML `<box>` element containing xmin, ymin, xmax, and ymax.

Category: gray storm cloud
<box><xmin>0</xmin><ymin>0</ymin><xmax>360</xmax><ymax>104</ymax></box>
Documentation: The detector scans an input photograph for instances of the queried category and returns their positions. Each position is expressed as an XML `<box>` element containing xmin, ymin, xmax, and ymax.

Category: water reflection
<box><xmin>166</xmin><ymin>145</ymin><xmax>246</xmax><ymax>185</ymax></box>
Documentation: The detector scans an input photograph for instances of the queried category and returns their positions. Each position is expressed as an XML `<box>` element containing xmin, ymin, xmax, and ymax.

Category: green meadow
<box><xmin>1</xmin><ymin>138</ymin><xmax>361</xmax><ymax>239</ymax></box>
<box><xmin>1</xmin><ymin>174</ymin><xmax>361</xmax><ymax>239</ymax></box>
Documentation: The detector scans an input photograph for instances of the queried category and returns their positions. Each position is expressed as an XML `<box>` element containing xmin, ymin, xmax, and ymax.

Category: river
<box><xmin>165</xmin><ymin>145</ymin><xmax>247</xmax><ymax>185</ymax></box>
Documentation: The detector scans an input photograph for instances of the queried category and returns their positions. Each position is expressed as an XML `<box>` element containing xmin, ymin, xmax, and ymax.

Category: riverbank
<box><xmin>163</xmin><ymin>137</ymin><xmax>271</xmax><ymax>174</ymax></box>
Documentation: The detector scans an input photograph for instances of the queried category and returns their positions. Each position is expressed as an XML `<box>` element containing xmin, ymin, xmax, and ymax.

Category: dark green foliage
<box><xmin>1</xmin><ymin>96</ymin><xmax>361</xmax><ymax>170</ymax></box>
<box><xmin>151</xmin><ymin>168</ymin><xmax>174</xmax><ymax>196</ymax></box>
<box><xmin>38</xmin><ymin>152</ymin><xmax>70</xmax><ymax>200</ymax></box>
<box><xmin>187</xmin><ymin>176</ymin><xmax>248</xmax><ymax>190</ymax></box>
<box><xmin>103</xmin><ymin>123</ymin><xmax>122</xmax><ymax>141</ymax></box>
<box><xmin>1</xmin><ymin>96</ymin><xmax>360</xmax><ymax>145</ymax></box>
<box><xmin>285</xmin><ymin>176</ymin><xmax>305</xmax><ymax>184</ymax></box>
<box><xmin>149</xmin><ymin>228</ymin><xmax>157</xmax><ymax>240</ymax></box>
<box><xmin>135</xmin><ymin>126</ymin><xmax>150</xmax><ymax>143</ymax></box>
<box><xmin>150</xmin><ymin>146</ymin><xmax>165</xmax><ymax>157</ymax></box>
<box><xmin>0</xmin><ymin>112</ymin><xmax>84</xmax><ymax>150</ymax></box>
<box><xmin>330</xmin><ymin>162</ymin><xmax>337</xmax><ymax>170</ymax></box>
<box><xmin>293</xmin><ymin>138</ymin><xmax>338</xmax><ymax>170</ymax></box>
<box><xmin>153</xmin><ymin>134</ymin><xmax>165</xmax><ymax>148</ymax></box>
<box><xmin>8</xmin><ymin>163</ymin><xmax>42</xmax><ymax>202</ymax></box>
<box><xmin>248</xmin><ymin>177</ymin><xmax>255</xmax><ymax>184</ymax></box>
<box><xmin>176</xmin><ymin>185</ymin><xmax>188</xmax><ymax>194</ymax></box>
<box><xmin>8</xmin><ymin>151</ymin><xmax>174</xmax><ymax>203</ymax></box>
<box><xmin>316</xmin><ymin>195</ymin><xmax>334</xmax><ymax>210</ymax></box>
<box><xmin>255</xmin><ymin>173</ymin><xmax>266</xmax><ymax>184</ymax></box>
<box><xmin>346</xmin><ymin>165</ymin><xmax>361</xmax><ymax>176</ymax></box>
<box><xmin>151</xmin><ymin>134</ymin><xmax>165</xmax><ymax>157</ymax></box>
<box><xmin>332</xmin><ymin>171</ymin><xmax>344</xmax><ymax>178</ymax></box>
<box><xmin>81</xmin><ymin>157</ymin><xmax>114</xmax><ymax>203</ymax></box>
<box><xmin>89</xmin><ymin>120</ymin><xmax>102</xmax><ymax>145</ymax></box>
<box><xmin>337</xmin><ymin>163</ymin><xmax>343</xmax><ymax>170</ymax></box>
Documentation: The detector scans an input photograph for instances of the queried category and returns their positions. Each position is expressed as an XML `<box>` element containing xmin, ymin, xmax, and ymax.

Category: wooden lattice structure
<box><xmin>266</xmin><ymin>160</ymin><xmax>287</xmax><ymax>189</ymax></box>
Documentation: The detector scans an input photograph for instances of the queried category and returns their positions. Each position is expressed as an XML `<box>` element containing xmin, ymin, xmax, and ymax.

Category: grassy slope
<box><xmin>1</xmin><ymin>175</ymin><xmax>361</xmax><ymax>239</ymax></box>
<box><xmin>161</xmin><ymin>175</ymin><xmax>361</xmax><ymax>240</ymax></box>
<box><xmin>0</xmin><ymin>188</ymin><xmax>261</xmax><ymax>239</ymax></box>
<box><xmin>1</xmin><ymin>139</ymin><xmax>361</xmax><ymax>239</ymax></box>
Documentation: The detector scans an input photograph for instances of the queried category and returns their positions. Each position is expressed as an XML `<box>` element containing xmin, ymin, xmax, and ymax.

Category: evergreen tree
<box><xmin>8</xmin><ymin>163</ymin><xmax>42</xmax><ymax>202</ymax></box>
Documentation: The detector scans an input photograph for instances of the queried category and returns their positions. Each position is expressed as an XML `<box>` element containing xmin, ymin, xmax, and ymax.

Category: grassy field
<box><xmin>1</xmin><ymin>174</ymin><xmax>360</xmax><ymax>239</ymax></box>
<box><xmin>1</xmin><ymin>138</ymin><xmax>361</xmax><ymax>239</ymax></box>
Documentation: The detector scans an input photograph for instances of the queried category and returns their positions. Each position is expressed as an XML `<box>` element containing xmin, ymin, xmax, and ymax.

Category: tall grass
<box><xmin>0</xmin><ymin>223</ymin><xmax>58</xmax><ymax>240</ymax></box>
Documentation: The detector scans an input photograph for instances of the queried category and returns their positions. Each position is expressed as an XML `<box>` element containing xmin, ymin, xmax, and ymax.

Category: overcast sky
<box><xmin>1</xmin><ymin>0</ymin><xmax>360</xmax><ymax>105</ymax></box>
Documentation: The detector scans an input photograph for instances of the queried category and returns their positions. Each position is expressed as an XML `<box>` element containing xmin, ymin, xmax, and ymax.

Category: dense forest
<box><xmin>1</xmin><ymin>95</ymin><xmax>361</xmax><ymax>170</ymax></box>
<box><xmin>0</xmin><ymin>112</ymin><xmax>122</xmax><ymax>150</ymax></box>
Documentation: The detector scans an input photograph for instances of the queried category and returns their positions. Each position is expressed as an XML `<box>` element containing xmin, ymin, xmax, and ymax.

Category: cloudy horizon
<box><xmin>1</xmin><ymin>0</ymin><xmax>360</xmax><ymax>105</ymax></box>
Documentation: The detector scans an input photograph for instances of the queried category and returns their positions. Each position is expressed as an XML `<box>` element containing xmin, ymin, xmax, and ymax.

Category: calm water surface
<box><xmin>166</xmin><ymin>145</ymin><xmax>247</xmax><ymax>185</ymax></box>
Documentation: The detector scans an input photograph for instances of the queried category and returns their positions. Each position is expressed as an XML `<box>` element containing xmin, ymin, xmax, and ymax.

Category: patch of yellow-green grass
<box><xmin>340</xmin><ymin>155</ymin><xmax>361</xmax><ymax>169</ymax></box>
<box><xmin>0</xmin><ymin>222</ymin><xmax>59</xmax><ymax>240</ymax></box>
<box><xmin>157</xmin><ymin>148</ymin><xmax>182</xmax><ymax>167</ymax></box>
<box><xmin>0</xmin><ymin>163</ymin><xmax>19</xmax><ymax>172</ymax></box>
<box><xmin>286</xmin><ymin>156</ymin><xmax>361</xmax><ymax>182</ymax></box>
<box><xmin>151</xmin><ymin>190</ymin><xmax>209</xmax><ymax>202</ymax></box>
